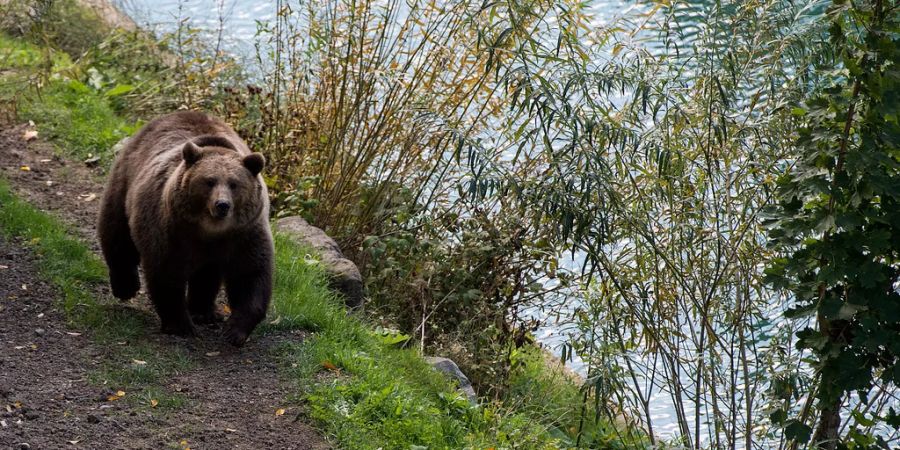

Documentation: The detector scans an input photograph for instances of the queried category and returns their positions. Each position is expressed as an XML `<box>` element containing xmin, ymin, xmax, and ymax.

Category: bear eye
<box><xmin>229</xmin><ymin>181</ymin><xmax>238</xmax><ymax>190</ymax></box>
<box><xmin>205</xmin><ymin>179</ymin><xmax>216</xmax><ymax>188</ymax></box>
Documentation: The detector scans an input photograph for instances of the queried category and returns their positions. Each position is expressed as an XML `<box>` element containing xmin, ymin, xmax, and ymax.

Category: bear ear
<box><xmin>242</xmin><ymin>153</ymin><xmax>265</xmax><ymax>176</ymax></box>
<box><xmin>182</xmin><ymin>142</ymin><xmax>202</xmax><ymax>166</ymax></box>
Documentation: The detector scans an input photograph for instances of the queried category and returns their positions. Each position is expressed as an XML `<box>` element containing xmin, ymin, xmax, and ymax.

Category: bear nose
<box><xmin>214</xmin><ymin>200</ymin><xmax>231</xmax><ymax>217</ymax></box>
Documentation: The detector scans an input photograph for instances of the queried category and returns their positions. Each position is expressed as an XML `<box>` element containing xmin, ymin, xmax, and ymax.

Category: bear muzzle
<box><xmin>212</xmin><ymin>199</ymin><xmax>232</xmax><ymax>219</ymax></box>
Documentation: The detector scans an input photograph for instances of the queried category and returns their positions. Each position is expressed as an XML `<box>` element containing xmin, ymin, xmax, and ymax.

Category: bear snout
<box><xmin>213</xmin><ymin>199</ymin><xmax>232</xmax><ymax>218</ymax></box>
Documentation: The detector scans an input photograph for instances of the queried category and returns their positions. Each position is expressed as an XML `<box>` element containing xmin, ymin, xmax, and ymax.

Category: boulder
<box><xmin>426</xmin><ymin>357</ymin><xmax>477</xmax><ymax>404</ymax></box>
<box><xmin>275</xmin><ymin>216</ymin><xmax>365</xmax><ymax>310</ymax></box>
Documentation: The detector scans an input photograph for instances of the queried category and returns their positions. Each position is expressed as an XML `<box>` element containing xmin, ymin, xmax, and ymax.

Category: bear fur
<box><xmin>98</xmin><ymin>111</ymin><xmax>273</xmax><ymax>346</ymax></box>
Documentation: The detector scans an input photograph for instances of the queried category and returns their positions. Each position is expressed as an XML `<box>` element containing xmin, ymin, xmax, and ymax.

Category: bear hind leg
<box><xmin>188</xmin><ymin>265</ymin><xmax>223</xmax><ymax>325</ymax></box>
<box><xmin>98</xmin><ymin>185</ymin><xmax>141</xmax><ymax>300</ymax></box>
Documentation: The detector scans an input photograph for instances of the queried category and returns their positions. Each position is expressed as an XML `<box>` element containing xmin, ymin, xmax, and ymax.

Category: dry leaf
<box><xmin>22</xmin><ymin>130</ymin><xmax>38</xmax><ymax>141</ymax></box>
<box><xmin>107</xmin><ymin>390</ymin><xmax>126</xmax><ymax>401</ymax></box>
<box><xmin>150</xmin><ymin>399</ymin><xmax>158</xmax><ymax>408</ymax></box>
<box><xmin>39</xmin><ymin>159</ymin><xmax>51</xmax><ymax>163</ymax></box>
<box><xmin>221</xmin><ymin>304</ymin><xmax>232</xmax><ymax>315</ymax></box>
<box><xmin>66</xmin><ymin>332</ymin><xmax>81</xmax><ymax>336</ymax></box>
<box><xmin>205</xmin><ymin>351</ymin><xmax>220</xmax><ymax>357</ymax></box>
<box><xmin>68</xmin><ymin>440</ymin><xmax>80</xmax><ymax>445</ymax></box>
<box><xmin>19</xmin><ymin>165</ymin><xmax>30</xmax><ymax>171</ymax></box>
<box><xmin>21</xmin><ymin>284</ymin><xmax>27</xmax><ymax>291</ymax></box>
<box><xmin>13</xmin><ymin>401</ymin><xmax>22</xmax><ymax>409</ymax></box>
<box><xmin>132</xmin><ymin>359</ymin><xmax>147</xmax><ymax>365</ymax></box>
<box><xmin>83</xmin><ymin>193</ymin><xmax>97</xmax><ymax>202</ymax></box>
<box><xmin>0</xmin><ymin>265</ymin><xmax>8</xmax><ymax>270</ymax></box>
<box><xmin>275</xmin><ymin>408</ymin><xmax>286</xmax><ymax>416</ymax></box>
<box><xmin>225</xmin><ymin>428</ymin><xmax>237</xmax><ymax>433</ymax></box>
<box><xmin>322</xmin><ymin>360</ymin><xmax>338</xmax><ymax>371</ymax></box>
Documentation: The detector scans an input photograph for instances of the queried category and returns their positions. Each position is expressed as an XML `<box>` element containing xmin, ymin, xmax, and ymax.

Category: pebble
<box><xmin>34</xmin><ymin>328</ymin><xmax>44</xmax><ymax>336</ymax></box>
<box><xmin>18</xmin><ymin>443</ymin><xmax>30</xmax><ymax>449</ymax></box>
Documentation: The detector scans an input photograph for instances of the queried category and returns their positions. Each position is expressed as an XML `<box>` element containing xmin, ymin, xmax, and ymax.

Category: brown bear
<box><xmin>97</xmin><ymin>111</ymin><xmax>273</xmax><ymax>346</ymax></box>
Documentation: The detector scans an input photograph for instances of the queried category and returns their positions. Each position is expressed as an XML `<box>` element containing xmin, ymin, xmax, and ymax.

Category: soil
<box><xmin>0</xmin><ymin>124</ymin><xmax>330</xmax><ymax>449</ymax></box>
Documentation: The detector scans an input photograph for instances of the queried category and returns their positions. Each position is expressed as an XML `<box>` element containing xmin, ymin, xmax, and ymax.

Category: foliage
<box><xmin>764</xmin><ymin>0</ymin><xmax>900</xmax><ymax>447</ymax></box>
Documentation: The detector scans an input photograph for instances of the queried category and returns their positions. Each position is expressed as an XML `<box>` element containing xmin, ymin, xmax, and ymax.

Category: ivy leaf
<box><xmin>784</xmin><ymin>420</ymin><xmax>812</xmax><ymax>443</ymax></box>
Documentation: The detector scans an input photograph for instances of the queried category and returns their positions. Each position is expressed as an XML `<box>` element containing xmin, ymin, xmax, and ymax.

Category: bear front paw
<box><xmin>160</xmin><ymin>319</ymin><xmax>196</xmax><ymax>337</ymax></box>
<box><xmin>223</xmin><ymin>325</ymin><xmax>249</xmax><ymax>347</ymax></box>
<box><xmin>109</xmin><ymin>268</ymin><xmax>140</xmax><ymax>300</ymax></box>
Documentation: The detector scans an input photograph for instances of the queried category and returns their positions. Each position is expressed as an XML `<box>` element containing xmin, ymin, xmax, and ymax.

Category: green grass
<box><xmin>1</xmin><ymin>33</ymin><xmax>140</xmax><ymax>168</ymax></box>
<box><xmin>270</xmin><ymin>235</ymin><xmax>562</xmax><ymax>449</ymax></box>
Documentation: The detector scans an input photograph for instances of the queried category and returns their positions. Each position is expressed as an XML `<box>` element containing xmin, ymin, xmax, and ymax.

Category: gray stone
<box><xmin>275</xmin><ymin>216</ymin><xmax>365</xmax><ymax>310</ymax></box>
<box><xmin>426</xmin><ymin>357</ymin><xmax>478</xmax><ymax>404</ymax></box>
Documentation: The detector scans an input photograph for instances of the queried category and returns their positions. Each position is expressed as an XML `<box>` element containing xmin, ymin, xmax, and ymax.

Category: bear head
<box><xmin>178</xmin><ymin>141</ymin><xmax>266</xmax><ymax>236</ymax></box>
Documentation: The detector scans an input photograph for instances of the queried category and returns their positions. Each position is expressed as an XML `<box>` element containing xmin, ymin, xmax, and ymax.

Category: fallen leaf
<box><xmin>107</xmin><ymin>390</ymin><xmax>126</xmax><ymax>401</ymax></box>
<box><xmin>0</xmin><ymin>419</ymin><xmax>6</xmax><ymax>427</ymax></box>
<box><xmin>36</xmin><ymin>313</ymin><xmax>43</xmax><ymax>318</ymax></box>
<box><xmin>19</xmin><ymin>165</ymin><xmax>30</xmax><ymax>171</ymax></box>
<box><xmin>29</xmin><ymin>344</ymin><xmax>37</xmax><ymax>351</ymax></box>
<box><xmin>322</xmin><ymin>360</ymin><xmax>338</xmax><ymax>371</ymax></box>
<box><xmin>205</xmin><ymin>351</ymin><xmax>220</xmax><ymax>357</ymax></box>
<box><xmin>268</xmin><ymin>315</ymin><xmax>282</xmax><ymax>325</ymax></box>
<box><xmin>83</xmin><ymin>193</ymin><xmax>97</xmax><ymax>202</ymax></box>
<box><xmin>132</xmin><ymin>359</ymin><xmax>147</xmax><ymax>365</ymax></box>
<box><xmin>45</xmin><ymin>180</ymin><xmax>53</xmax><ymax>186</ymax></box>
<box><xmin>150</xmin><ymin>399</ymin><xmax>158</xmax><ymax>408</ymax></box>
<box><xmin>13</xmin><ymin>401</ymin><xmax>21</xmax><ymax>408</ymax></box>
<box><xmin>225</xmin><ymin>428</ymin><xmax>237</xmax><ymax>433</ymax></box>
<box><xmin>66</xmin><ymin>332</ymin><xmax>81</xmax><ymax>336</ymax></box>
<box><xmin>22</xmin><ymin>130</ymin><xmax>38</xmax><ymax>141</ymax></box>
<box><xmin>0</xmin><ymin>265</ymin><xmax>7</xmax><ymax>270</ymax></box>
<box><xmin>39</xmin><ymin>159</ymin><xmax>51</xmax><ymax>163</ymax></box>
<box><xmin>13</xmin><ymin>346</ymin><xmax>24</xmax><ymax>350</ymax></box>
<box><xmin>68</xmin><ymin>440</ymin><xmax>80</xmax><ymax>445</ymax></box>
<box><xmin>221</xmin><ymin>304</ymin><xmax>232</xmax><ymax>315</ymax></box>
<box><xmin>275</xmin><ymin>408</ymin><xmax>286</xmax><ymax>416</ymax></box>
<box><xmin>21</xmin><ymin>284</ymin><xmax>27</xmax><ymax>291</ymax></box>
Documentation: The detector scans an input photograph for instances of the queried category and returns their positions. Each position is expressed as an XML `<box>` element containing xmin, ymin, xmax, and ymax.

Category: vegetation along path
<box><xmin>0</xmin><ymin>123</ymin><xmax>329</xmax><ymax>449</ymax></box>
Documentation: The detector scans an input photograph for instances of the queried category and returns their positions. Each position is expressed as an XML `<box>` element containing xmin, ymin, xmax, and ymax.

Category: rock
<box><xmin>83</xmin><ymin>156</ymin><xmax>101</xmax><ymax>168</ymax></box>
<box><xmin>18</xmin><ymin>443</ymin><xmax>30</xmax><ymax>450</ymax></box>
<box><xmin>426</xmin><ymin>357</ymin><xmax>477</xmax><ymax>404</ymax></box>
<box><xmin>34</xmin><ymin>328</ymin><xmax>44</xmax><ymax>336</ymax></box>
<box><xmin>275</xmin><ymin>216</ymin><xmax>365</xmax><ymax>310</ymax></box>
<box><xmin>111</xmin><ymin>137</ymin><xmax>130</xmax><ymax>155</ymax></box>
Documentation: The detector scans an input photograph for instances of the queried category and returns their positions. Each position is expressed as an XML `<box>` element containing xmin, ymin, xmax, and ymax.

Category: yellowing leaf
<box><xmin>221</xmin><ymin>304</ymin><xmax>232</xmax><ymax>315</ymax></box>
<box><xmin>19</xmin><ymin>166</ymin><xmax>30</xmax><ymax>171</ymax></box>
<box><xmin>275</xmin><ymin>408</ymin><xmax>285</xmax><ymax>416</ymax></box>
<box><xmin>322</xmin><ymin>360</ymin><xmax>338</xmax><ymax>371</ymax></box>
<box><xmin>107</xmin><ymin>390</ymin><xmax>126</xmax><ymax>401</ymax></box>
<box><xmin>150</xmin><ymin>399</ymin><xmax>158</xmax><ymax>408</ymax></box>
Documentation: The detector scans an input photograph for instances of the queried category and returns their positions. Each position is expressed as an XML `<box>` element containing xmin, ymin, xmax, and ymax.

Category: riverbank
<box><xmin>0</xmin><ymin>1</ymin><xmax>643</xmax><ymax>448</ymax></box>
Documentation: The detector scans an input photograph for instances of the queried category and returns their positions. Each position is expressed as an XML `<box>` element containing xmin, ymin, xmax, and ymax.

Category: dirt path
<box><xmin>0</xmin><ymin>124</ymin><xmax>330</xmax><ymax>449</ymax></box>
